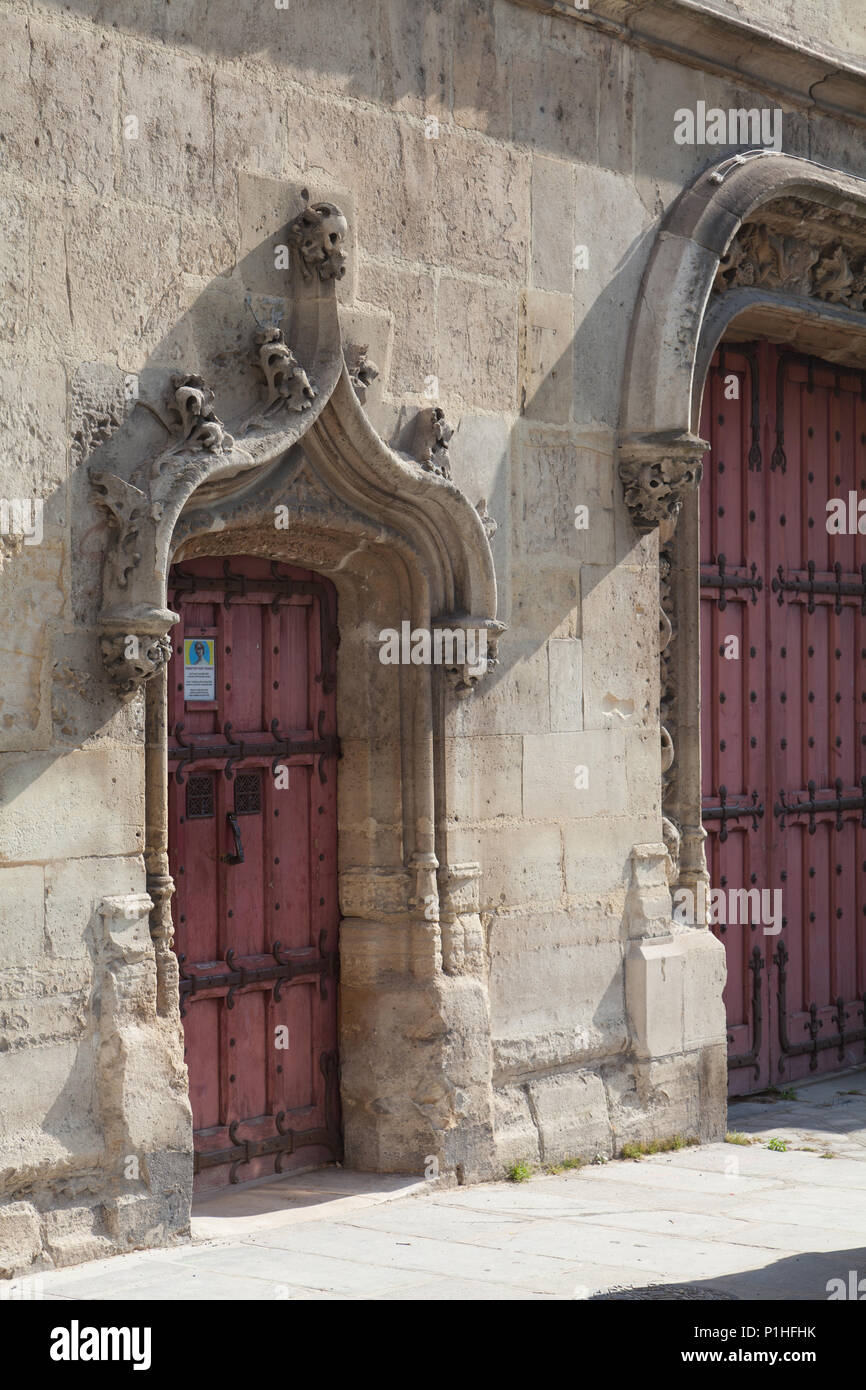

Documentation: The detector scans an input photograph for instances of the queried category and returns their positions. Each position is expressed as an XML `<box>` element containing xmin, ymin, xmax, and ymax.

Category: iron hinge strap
<box><xmin>774</xmin><ymin>939</ymin><xmax>866</xmax><ymax>1072</ymax></box>
<box><xmin>774</xmin><ymin>778</ymin><xmax>866</xmax><ymax>833</ymax></box>
<box><xmin>703</xmin><ymin>786</ymin><xmax>764</xmax><ymax>841</ymax></box>
<box><xmin>178</xmin><ymin>932</ymin><xmax>338</xmax><ymax>1013</ymax></box>
<box><xmin>169</xmin><ymin>715</ymin><xmax>341</xmax><ymax>784</ymax></box>
<box><xmin>700</xmin><ymin>554</ymin><xmax>762</xmax><ymax>611</ymax></box>
<box><xmin>193</xmin><ymin>1051</ymin><xmax>342</xmax><ymax>1181</ymax></box>
<box><xmin>771</xmin><ymin>561</ymin><xmax>866</xmax><ymax>616</ymax></box>
<box><xmin>169</xmin><ymin>561</ymin><xmax>339</xmax><ymax>693</ymax></box>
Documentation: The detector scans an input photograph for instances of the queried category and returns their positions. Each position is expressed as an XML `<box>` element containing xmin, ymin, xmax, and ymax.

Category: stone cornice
<box><xmin>507</xmin><ymin>0</ymin><xmax>866</xmax><ymax>126</ymax></box>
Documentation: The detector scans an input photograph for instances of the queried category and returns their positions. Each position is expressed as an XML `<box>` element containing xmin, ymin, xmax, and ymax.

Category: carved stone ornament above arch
<box><xmin>620</xmin><ymin>151</ymin><xmax>866</xmax><ymax>517</ymax></box>
<box><xmin>90</xmin><ymin>194</ymin><xmax>503</xmax><ymax>702</ymax></box>
<box><xmin>619</xmin><ymin>151</ymin><xmax>866</xmax><ymax>898</ymax></box>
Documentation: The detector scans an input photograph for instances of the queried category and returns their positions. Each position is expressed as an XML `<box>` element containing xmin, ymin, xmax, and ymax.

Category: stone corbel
<box><xmin>617</xmin><ymin>430</ymin><xmax>708</xmax><ymax>536</ymax></box>
<box><xmin>432</xmin><ymin>616</ymin><xmax>505</xmax><ymax>699</ymax></box>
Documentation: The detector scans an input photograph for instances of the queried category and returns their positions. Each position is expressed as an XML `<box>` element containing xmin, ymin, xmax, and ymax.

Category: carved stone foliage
<box><xmin>618</xmin><ymin>438</ymin><xmax>704</xmax><ymax>534</ymax></box>
<box><xmin>167</xmin><ymin>375</ymin><xmax>234</xmax><ymax>453</ymax></box>
<box><xmin>256</xmin><ymin>329</ymin><xmax>317</xmax><ymax>414</ymax></box>
<box><xmin>714</xmin><ymin>220</ymin><xmax>866</xmax><ymax>309</ymax></box>
<box><xmin>412</xmin><ymin>406</ymin><xmax>453</xmax><ymax>479</ymax></box>
<box><xmin>287</xmin><ymin>195</ymin><xmax>348</xmax><ymax>282</ymax></box>
<box><xmin>90</xmin><ymin>471</ymin><xmax>148</xmax><ymax>592</ymax></box>
<box><xmin>73</xmin><ymin>405</ymin><xmax>125</xmax><ymax>466</ymax></box>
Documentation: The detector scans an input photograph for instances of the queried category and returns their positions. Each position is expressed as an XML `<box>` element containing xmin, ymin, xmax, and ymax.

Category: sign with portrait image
<box><xmin>184</xmin><ymin>638</ymin><xmax>215</xmax><ymax>700</ymax></box>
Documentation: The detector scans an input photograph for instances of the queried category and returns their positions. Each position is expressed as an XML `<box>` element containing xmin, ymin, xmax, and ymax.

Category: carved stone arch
<box><xmin>619</xmin><ymin>149</ymin><xmax>866</xmax><ymax>900</ymax></box>
<box><xmin>92</xmin><ymin>198</ymin><xmax>504</xmax><ymax>1181</ymax></box>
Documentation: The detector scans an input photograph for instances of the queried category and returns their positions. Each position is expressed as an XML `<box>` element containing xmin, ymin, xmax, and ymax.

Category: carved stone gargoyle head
<box><xmin>287</xmin><ymin>194</ymin><xmax>348</xmax><ymax>282</ymax></box>
<box><xmin>100</xmin><ymin>631</ymin><xmax>173</xmax><ymax>701</ymax></box>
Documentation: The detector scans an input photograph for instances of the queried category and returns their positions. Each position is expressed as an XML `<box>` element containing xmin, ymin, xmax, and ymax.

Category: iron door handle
<box><xmin>220</xmin><ymin>812</ymin><xmax>245</xmax><ymax>866</ymax></box>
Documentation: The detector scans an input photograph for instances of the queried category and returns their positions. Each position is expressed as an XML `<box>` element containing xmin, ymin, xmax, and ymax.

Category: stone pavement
<box><xmin>24</xmin><ymin>1069</ymin><xmax>866</xmax><ymax>1301</ymax></box>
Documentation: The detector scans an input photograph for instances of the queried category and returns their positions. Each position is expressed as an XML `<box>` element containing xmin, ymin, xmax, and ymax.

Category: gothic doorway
<box><xmin>700</xmin><ymin>342</ymin><xmax>866</xmax><ymax>1093</ymax></box>
<box><xmin>166</xmin><ymin>554</ymin><xmax>341</xmax><ymax>1189</ymax></box>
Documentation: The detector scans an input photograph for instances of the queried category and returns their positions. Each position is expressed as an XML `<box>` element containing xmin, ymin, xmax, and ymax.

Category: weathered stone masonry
<box><xmin>3</xmin><ymin>0</ymin><xmax>866</xmax><ymax>1275</ymax></box>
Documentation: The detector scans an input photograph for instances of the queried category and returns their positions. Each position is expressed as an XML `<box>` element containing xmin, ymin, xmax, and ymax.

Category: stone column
<box><xmin>618</xmin><ymin>429</ymin><xmax>710</xmax><ymax>895</ymax></box>
<box><xmin>618</xmin><ymin>430</ymin><xmax>727</xmax><ymax>1143</ymax></box>
<box><xmin>144</xmin><ymin>662</ymin><xmax>179</xmax><ymax>1016</ymax></box>
<box><xmin>663</xmin><ymin>486</ymin><xmax>710</xmax><ymax>904</ymax></box>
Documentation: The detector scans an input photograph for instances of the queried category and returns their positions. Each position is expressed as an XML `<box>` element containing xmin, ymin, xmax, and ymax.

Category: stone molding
<box><xmin>620</xmin><ymin>154</ymin><xmax>866</xmax><ymax>906</ymax></box>
<box><xmin>89</xmin><ymin>196</ymin><xmax>501</xmax><ymax>704</ymax></box>
<box><xmin>506</xmin><ymin>1</ymin><xmax>866</xmax><ymax>126</ymax></box>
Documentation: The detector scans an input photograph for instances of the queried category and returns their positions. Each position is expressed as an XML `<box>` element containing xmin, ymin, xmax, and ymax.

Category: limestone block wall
<box><xmin>1</xmin><ymin>0</ymin><xmax>860</xmax><ymax>1274</ymax></box>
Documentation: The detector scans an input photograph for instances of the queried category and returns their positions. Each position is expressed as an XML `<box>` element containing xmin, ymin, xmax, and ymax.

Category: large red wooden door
<box><xmin>700</xmin><ymin>343</ymin><xmax>866</xmax><ymax>1094</ymax></box>
<box><xmin>167</xmin><ymin>556</ymin><xmax>341</xmax><ymax>1189</ymax></box>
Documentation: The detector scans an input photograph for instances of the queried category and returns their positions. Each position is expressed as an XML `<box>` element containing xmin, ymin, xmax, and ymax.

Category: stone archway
<box><xmin>91</xmin><ymin>196</ymin><xmax>505</xmax><ymax>1208</ymax></box>
<box><xmin>620</xmin><ymin>148</ymin><xmax>866</xmax><ymax>903</ymax></box>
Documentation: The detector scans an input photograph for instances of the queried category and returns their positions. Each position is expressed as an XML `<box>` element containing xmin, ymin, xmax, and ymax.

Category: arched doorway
<box><xmin>619</xmin><ymin>151</ymin><xmax>866</xmax><ymax>1101</ymax></box>
<box><xmin>699</xmin><ymin>342</ymin><xmax>866</xmax><ymax>1091</ymax></box>
<box><xmin>167</xmin><ymin>555</ymin><xmax>340</xmax><ymax>1189</ymax></box>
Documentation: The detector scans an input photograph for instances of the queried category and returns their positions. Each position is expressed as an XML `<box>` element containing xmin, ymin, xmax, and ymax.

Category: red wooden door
<box><xmin>167</xmin><ymin>556</ymin><xmax>341</xmax><ymax>1189</ymax></box>
<box><xmin>700</xmin><ymin>343</ymin><xmax>866</xmax><ymax>1094</ymax></box>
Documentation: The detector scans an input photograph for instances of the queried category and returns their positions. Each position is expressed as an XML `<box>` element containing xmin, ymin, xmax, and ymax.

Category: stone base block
<box><xmin>492</xmin><ymin>1084</ymin><xmax>541</xmax><ymax>1170</ymax></box>
<box><xmin>0</xmin><ymin>1201</ymin><xmax>41</xmax><ymax>1279</ymax></box>
<box><xmin>527</xmin><ymin>1069</ymin><xmax>613</xmax><ymax>1163</ymax></box>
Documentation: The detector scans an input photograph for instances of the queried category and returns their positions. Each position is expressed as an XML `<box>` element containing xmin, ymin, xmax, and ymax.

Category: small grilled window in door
<box><xmin>234</xmin><ymin>771</ymin><xmax>262</xmax><ymax>815</ymax></box>
<box><xmin>186</xmin><ymin>774</ymin><xmax>215</xmax><ymax>819</ymax></box>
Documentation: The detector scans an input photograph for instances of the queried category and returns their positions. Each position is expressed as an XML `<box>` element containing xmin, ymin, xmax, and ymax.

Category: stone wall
<box><xmin>3</xmin><ymin>0</ymin><xmax>859</xmax><ymax>1275</ymax></box>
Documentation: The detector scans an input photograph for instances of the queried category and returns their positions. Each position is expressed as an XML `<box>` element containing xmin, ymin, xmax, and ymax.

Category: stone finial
<box><xmin>287</xmin><ymin>193</ymin><xmax>348</xmax><ymax>282</ymax></box>
<box><xmin>256</xmin><ymin>329</ymin><xmax>317</xmax><ymax>413</ymax></box>
<box><xmin>412</xmin><ymin>405</ymin><xmax>453</xmax><ymax>478</ymax></box>
<box><xmin>618</xmin><ymin>433</ymin><xmax>707</xmax><ymax>534</ymax></box>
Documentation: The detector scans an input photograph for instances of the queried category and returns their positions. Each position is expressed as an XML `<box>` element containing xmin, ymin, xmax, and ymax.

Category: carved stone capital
<box><xmin>618</xmin><ymin>432</ymin><xmax>708</xmax><ymax>534</ymax></box>
<box><xmin>98</xmin><ymin>610</ymin><xmax>176</xmax><ymax>701</ymax></box>
<box><xmin>146</xmin><ymin>870</ymin><xmax>176</xmax><ymax>950</ymax></box>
